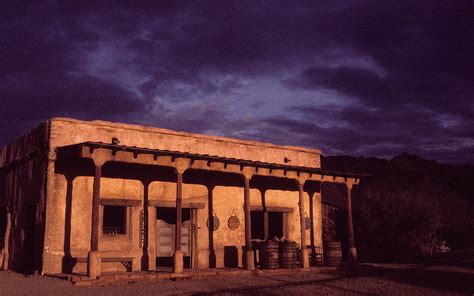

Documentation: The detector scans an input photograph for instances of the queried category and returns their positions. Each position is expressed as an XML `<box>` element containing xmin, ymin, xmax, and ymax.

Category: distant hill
<box><xmin>322</xmin><ymin>153</ymin><xmax>474</xmax><ymax>203</ymax></box>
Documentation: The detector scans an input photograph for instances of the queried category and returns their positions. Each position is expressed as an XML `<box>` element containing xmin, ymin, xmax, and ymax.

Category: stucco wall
<box><xmin>1</xmin><ymin>118</ymin><xmax>326</xmax><ymax>274</ymax></box>
<box><xmin>48</xmin><ymin>118</ymin><xmax>321</xmax><ymax>168</ymax></box>
<box><xmin>42</xmin><ymin>173</ymin><xmax>322</xmax><ymax>273</ymax></box>
<box><xmin>0</xmin><ymin>122</ymin><xmax>49</xmax><ymax>273</ymax></box>
<box><xmin>41</xmin><ymin>117</ymin><xmax>324</xmax><ymax>274</ymax></box>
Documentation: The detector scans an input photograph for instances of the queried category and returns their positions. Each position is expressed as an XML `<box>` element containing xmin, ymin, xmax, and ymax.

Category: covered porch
<box><xmin>55</xmin><ymin>141</ymin><xmax>364</xmax><ymax>279</ymax></box>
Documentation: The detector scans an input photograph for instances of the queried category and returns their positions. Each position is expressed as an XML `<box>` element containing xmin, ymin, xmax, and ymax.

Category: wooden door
<box><xmin>181</xmin><ymin>220</ymin><xmax>191</xmax><ymax>255</ymax></box>
<box><xmin>156</xmin><ymin>219</ymin><xmax>191</xmax><ymax>257</ymax></box>
<box><xmin>156</xmin><ymin>220</ymin><xmax>174</xmax><ymax>257</ymax></box>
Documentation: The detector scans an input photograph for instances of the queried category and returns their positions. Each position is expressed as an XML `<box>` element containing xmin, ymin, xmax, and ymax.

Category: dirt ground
<box><xmin>1</xmin><ymin>251</ymin><xmax>473</xmax><ymax>295</ymax></box>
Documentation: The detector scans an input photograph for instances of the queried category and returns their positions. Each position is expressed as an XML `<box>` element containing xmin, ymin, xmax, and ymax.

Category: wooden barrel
<box><xmin>324</xmin><ymin>241</ymin><xmax>342</xmax><ymax>266</ymax></box>
<box><xmin>260</xmin><ymin>239</ymin><xmax>279</xmax><ymax>269</ymax></box>
<box><xmin>278</xmin><ymin>240</ymin><xmax>298</xmax><ymax>268</ymax></box>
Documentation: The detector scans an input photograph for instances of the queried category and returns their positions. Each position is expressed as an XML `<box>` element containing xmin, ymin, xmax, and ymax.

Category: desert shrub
<box><xmin>354</xmin><ymin>183</ymin><xmax>443</xmax><ymax>262</ymax></box>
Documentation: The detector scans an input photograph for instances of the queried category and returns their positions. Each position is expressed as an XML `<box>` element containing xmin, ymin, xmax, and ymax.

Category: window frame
<box><xmin>99</xmin><ymin>198</ymin><xmax>140</xmax><ymax>239</ymax></box>
<box><xmin>102</xmin><ymin>205</ymin><xmax>128</xmax><ymax>236</ymax></box>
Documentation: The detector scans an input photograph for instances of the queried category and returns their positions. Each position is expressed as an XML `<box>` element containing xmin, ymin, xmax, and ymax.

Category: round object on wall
<box><xmin>228</xmin><ymin>210</ymin><xmax>240</xmax><ymax>230</ymax></box>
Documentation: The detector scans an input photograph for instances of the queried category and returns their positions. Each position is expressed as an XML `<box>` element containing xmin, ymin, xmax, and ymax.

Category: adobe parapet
<box><xmin>47</xmin><ymin>117</ymin><xmax>322</xmax><ymax>168</ymax></box>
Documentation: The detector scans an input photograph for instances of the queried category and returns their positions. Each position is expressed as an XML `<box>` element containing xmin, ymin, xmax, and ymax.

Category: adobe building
<box><xmin>0</xmin><ymin>118</ymin><xmax>362</xmax><ymax>278</ymax></box>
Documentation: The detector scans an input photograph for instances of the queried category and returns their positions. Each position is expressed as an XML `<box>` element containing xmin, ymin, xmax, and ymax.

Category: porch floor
<box><xmin>54</xmin><ymin>266</ymin><xmax>339</xmax><ymax>286</ymax></box>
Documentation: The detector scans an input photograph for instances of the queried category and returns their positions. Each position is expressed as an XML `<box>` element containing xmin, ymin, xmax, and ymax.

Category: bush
<box><xmin>354</xmin><ymin>183</ymin><xmax>443</xmax><ymax>262</ymax></box>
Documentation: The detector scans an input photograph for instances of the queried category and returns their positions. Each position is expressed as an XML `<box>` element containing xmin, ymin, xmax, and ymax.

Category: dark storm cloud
<box><xmin>277</xmin><ymin>0</ymin><xmax>473</xmax><ymax>163</ymax></box>
<box><xmin>285</xmin><ymin>1</ymin><xmax>473</xmax><ymax>115</ymax></box>
<box><xmin>123</xmin><ymin>2</ymin><xmax>338</xmax><ymax>100</ymax></box>
<box><xmin>250</xmin><ymin>104</ymin><xmax>474</xmax><ymax>163</ymax></box>
<box><xmin>0</xmin><ymin>1</ymin><xmax>472</xmax><ymax>164</ymax></box>
<box><xmin>286</xmin><ymin>66</ymin><xmax>392</xmax><ymax>104</ymax></box>
<box><xmin>0</xmin><ymin>2</ymin><xmax>151</xmax><ymax>144</ymax></box>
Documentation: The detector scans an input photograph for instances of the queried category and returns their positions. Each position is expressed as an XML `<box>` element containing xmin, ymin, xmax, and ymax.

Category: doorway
<box><xmin>268</xmin><ymin>212</ymin><xmax>283</xmax><ymax>239</ymax></box>
<box><xmin>155</xmin><ymin>207</ymin><xmax>192</xmax><ymax>269</ymax></box>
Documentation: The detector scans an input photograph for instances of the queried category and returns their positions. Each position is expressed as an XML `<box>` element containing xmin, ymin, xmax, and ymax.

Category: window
<box><xmin>103</xmin><ymin>205</ymin><xmax>126</xmax><ymax>235</ymax></box>
<box><xmin>251</xmin><ymin>211</ymin><xmax>264</xmax><ymax>240</ymax></box>
<box><xmin>251</xmin><ymin>211</ymin><xmax>284</xmax><ymax>240</ymax></box>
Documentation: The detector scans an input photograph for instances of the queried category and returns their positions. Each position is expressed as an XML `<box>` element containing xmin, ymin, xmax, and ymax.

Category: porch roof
<box><xmin>58</xmin><ymin>141</ymin><xmax>368</xmax><ymax>181</ymax></box>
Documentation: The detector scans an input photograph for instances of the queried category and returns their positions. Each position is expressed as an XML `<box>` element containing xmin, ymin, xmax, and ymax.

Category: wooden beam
<box><xmin>250</xmin><ymin>206</ymin><xmax>294</xmax><ymax>213</ymax></box>
<box><xmin>147</xmin><ymin>200</ymin><xmax>205</xmax><ymax>209</ymax></box>
<box><xmin>100</xmin><ymin>198</ymin><xmax>141</xmax><ymax>207</ymax></box>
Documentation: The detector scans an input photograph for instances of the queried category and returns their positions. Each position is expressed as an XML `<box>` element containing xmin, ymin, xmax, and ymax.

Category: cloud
<box><xmin>244</xmin><ymin>104</ymin><xmax>474</xmax><ymax>164</ymax></box>
<box><xmin>0</xmin><ymin>1</ymin><xmax>472</xmax><ymax>164</ymax></box>
<box><xmin>284</xmin><ymin>1</ymin><xmax>473</xmax><ymax>115</ymax></box>
<box><xmin>285</xmin><ymin>66</ymin><xmax>391</xmax><ymax>105</ymax></box>
<box><xmin>0</xmin><ymin>7</ymin><xmax>149</xmax><ymax>145</ymax></box>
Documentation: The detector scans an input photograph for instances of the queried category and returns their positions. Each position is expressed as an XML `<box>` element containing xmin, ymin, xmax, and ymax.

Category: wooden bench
<box><xmin>71</xmin><ymin>257</ymin><xmax>135</xmax><ymax>271</ymax></box>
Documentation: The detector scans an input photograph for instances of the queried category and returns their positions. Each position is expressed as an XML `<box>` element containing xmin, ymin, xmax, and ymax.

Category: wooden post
<box><xmin>207</xmin><ymin>184</ymin><xmax>216</xmax><ymax>268</ymax></box>
<box><xmin>308</xmin><ymin>191</ymin><xmax>316</xmax><ymax>265</ymax></box>
<box><xmin>173</xmin><ymin>171</ymin><xmax>184</xmax><ymax>273</ymax></box>
<box><xmin>141</xmin><ymin>180</ymin><xmax>150</xmax><ymax>271</ymax></box>
<box><xmin>191</xmin><ymin>208</ymin><xmax>199</xmax><ymax>269</ymax></box>
<box><xmin>1</xmin><ymin>212</ymin><xmax>11</xmax><ymax>270</ymax></box>
<box><xmin>88</xmin><ymin>164</ymin><xmax>102</xmax><ymax>278</ymax></box>
<box><xmin>298</xmin><ymin>181</ymin><xmax>309</xmax><ymax>268</ymax></box>
<box><xmin>172</xmin><ymin>159</ymin><xmax>189</xmax><ymax>274</ymax></box>
<box><xmin>346</xmin><ymin>182</ymin><xmax>357</xmax><ymax>263</ymax></box>
<box><xmin>243</xmin><ymin>176</ymin><xmax>254</xmax><ymax>270</ymax></box>
<box><xmin>175</xmin><ymin>172</ymin><xmax>183</xmax><ymax>251</ymax></box>
<box><xmin>147</xmin><ymin>207</ymin><xmax>157</xmax><ymax>271</ymax></box>
<box><xmin>260</xmin><ymin>189</ymin><xmax>269</xmax><ymax>240</ymax></box>
<box><xmin>63</xmin><ymin>175</ymin><xmax>75</xmax><ymax>273</ymax></box>
<box><xmin>91</xmin><ymin>165</ymin><xmax>101</xmax><ymax>251</ymax></box>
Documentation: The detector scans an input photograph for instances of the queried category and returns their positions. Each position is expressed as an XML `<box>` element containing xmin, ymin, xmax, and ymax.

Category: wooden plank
<box><xmin>148</xmin><ymin>200</ymin><xmax>205</xmax><ymax>209</ymax></box>
<box><xmin>72</xmin><ymin>257</ymin><xmax>134</xmax><ymax>263</ymax></box>
<box><xmin>250</xmin><ymin>206</ymin><xmax>294</xmax><ymax>213</ymax></box>
<box><xmin>100</xmin><ymin>198</ymin><xmax>141</xmax><ymax>207</ymax></box>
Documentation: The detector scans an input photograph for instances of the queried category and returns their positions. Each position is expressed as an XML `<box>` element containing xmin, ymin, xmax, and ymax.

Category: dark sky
<box><xmin>1</xmin><ymin>1</ymin><xmax>473</xmax><ymax>164</ymax></box>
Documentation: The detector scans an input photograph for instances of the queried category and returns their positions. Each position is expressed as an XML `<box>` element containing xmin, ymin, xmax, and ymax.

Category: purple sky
<box><xmin>1</xmin><ymin>1</ymin><xmax>473</xmax><ymax>164</ymax></box>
